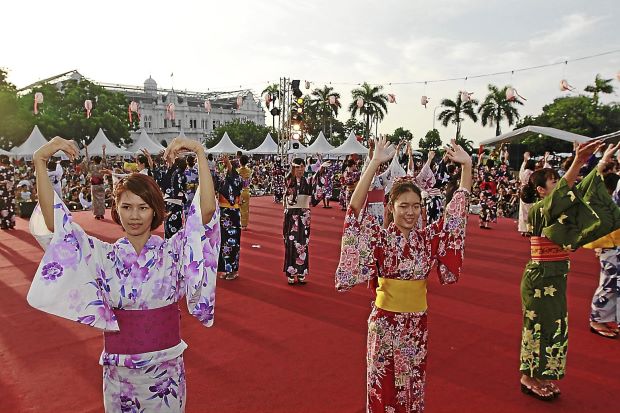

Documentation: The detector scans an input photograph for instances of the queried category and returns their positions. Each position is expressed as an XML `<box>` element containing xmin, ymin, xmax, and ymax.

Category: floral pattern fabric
<box><xmin>335</xmin><ymin>189</ymin><xmax>470</xmax><ymax>412</ymax></box>
<box><xmin>0</xmin><ymin>164</ymin><xmax>16</xmax><ymax>229</ymax></box>
<box><xmin>27</xmin><ymin>189</ymin><xmax>220</xmax><ymax>410</ymax></box>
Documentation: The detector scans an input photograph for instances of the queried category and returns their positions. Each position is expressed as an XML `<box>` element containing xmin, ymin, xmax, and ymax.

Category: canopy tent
<box><xmin>86</xmin><ymin>128</ymin><xmax>131</xmax><ymax>156</ymax></box>
<box><xmin>479</xmin><ymin>126</ymin><xmax>590</xmax><ymax>146</ymax></box>
<box><xmin>249</xmin><ymin>133</ymin><xmax>278</xmax><ymax>154</ymax></box>
<box><xmin>208</xmin><ymin>132</ymin><xmax>243</xmax><ymax>154</ymax></box>
<box><xmin>595</xmin><ymin>129</ymin><xmax>620</xmax><ymax>143</ymax></box>
<box><xmin>286</xmin><ymin>140</ymin><xmax>310</xmax><ymax>156</ymax></box>
<box><xmin>328</xmin><ymin>131</ymin><xmax>369</xmax><ymax>156</ymax></box>
<box><xmin>306</xmin><ymin>131</ymin><xmax>335</xmax><ymax>154</ymax></box>
<box><xmin>0</xmin><ymin>148</ymin><xmax>12</xmax><ymax>156</ymax></box>
<box><xmin>127</xmin><ymin>129</ymin><xmax>165</xmax><ymax>154</ymax></box>
<box><xmin>11</xmin><ymin>125</ymin><xmax>48</xmax><ymax>158</ymax></box>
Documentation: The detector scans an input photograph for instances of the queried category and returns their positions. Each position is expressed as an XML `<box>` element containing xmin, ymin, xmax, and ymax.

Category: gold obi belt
<box><xmin>530</xmin><ymin>236</ymin><xmax>569</xmax><ymax>262</ymax></box>
<box><xmin>583</xmin><ymin>228</ymin><xmax>620</xmax><ymax>249</ymax></box>
<box><xmin>375</xmin><ymin>277</ymin><xmax>428</xmax><ymax>313</ymax></box>
<box><xmin>219</xmin><ymin>194</ymin><xmax>240</xmax><ymax>209</ymax></box>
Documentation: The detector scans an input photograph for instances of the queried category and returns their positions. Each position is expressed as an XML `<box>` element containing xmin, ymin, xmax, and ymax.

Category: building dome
<box><xmin>144</xmin><ymin>76</ymin><xmax>158</xmax><ymax>93</ymax></box>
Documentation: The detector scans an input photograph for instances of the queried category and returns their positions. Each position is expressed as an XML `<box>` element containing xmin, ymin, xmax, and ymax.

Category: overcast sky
<box><xmin>2</xmin><ymin>0</ymin><xmax>619</xmax><ymax>144</ymax></box>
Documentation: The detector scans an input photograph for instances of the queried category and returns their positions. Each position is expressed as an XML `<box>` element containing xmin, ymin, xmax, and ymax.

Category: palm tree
<box><xmin>348</xmin><ymin>82</ymin><xmax>388</xmax><ymax>140</ymax></box>
<box><xmin>261</xmin><ymin>83</ymin><xmax>280</xmax><ymax>130</ymax></box>
<box><xmin>585</xmin><ymin>74</ymin><xmax>614</xmax><ymax>105</ymax></box>
<box><xmin>310</xmin><ymin>85</ymin><xmax>341</xmax><ymax>138</ymax></box>
<box><xmin>455</xmin><ymin>136</ymin><xmax>475</xmax><ymax>155</ymax></box>
<box><xmin>478</xmin><ymin>84</ymin><xmax>523</xmax><ymax>136</ymax></box>
<box><xmin>437</xmin><ymin>92</ymin><xmax>479</xmax><ymax>139</ymax></box>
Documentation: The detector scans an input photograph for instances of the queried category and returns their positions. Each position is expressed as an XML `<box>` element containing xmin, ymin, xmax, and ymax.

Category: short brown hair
<box><xmin>111</xmin><ymin>173</ymin><xmax>166</xmax><ymax>230</ymax></box>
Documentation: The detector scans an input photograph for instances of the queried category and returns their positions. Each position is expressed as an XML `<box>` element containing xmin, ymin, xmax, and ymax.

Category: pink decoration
<box><xmin>388</xmin><ymin>94</ymin><xmax>396</xmax><ymax>104</ymax></box>
<box><xmin>356</xmin><ymin>98</ymin><xmax>364</xmax><ymax>108</ymax></box>
<box><xmin>559</xmin><ymin>79</ymin><xmax>574</xmax><ymax>92</ymax></box>
<box><xmin>264</xmin><ymin>94</ymin><xmax>272</xmax><ymax>108</ymax></box>
<box><xmin>204</xmin><ymin>100</ymin><xmax>212</xmax><ymax>113</ymax></box>
<box><xmin>305</xmin><ymin>80</ymin><xmax>310</xmax><ymax>89</ymax></box>
<box><xmin>128</xmin><ymin>101</ymin><xmax>141</xmax><ymax>123</ymax></box>
<box><xmin>420</xmin><ymin>95</ymin><xmax>429</xmax><ymax>108</ymax></box>
<box><xmin>506</xmin><ymin>87</ymin><xmax>527</xmax><ymax>102</ymax></box>
<box><xmin>84</xmin><ymin>99</ymin><xmax>93</xmax><ymax>118</ymax></box>
<box><xmin>328</xmin><ymin>95</ymin><xmax>336</xmax><ymax>105</ymax></box>
<box><xmin>166</xmin><ymin>103</ymin><xmax>176</xmax><ymax>120</ymax></box>
<box><xmin>617</xmin><ymin>71</ymin><xmax>620</xmax><ymax>81</ymax></box>
<box><xmin>236</xmin><ymin>96</ymin><xmax>243</xmax><ymax>109</ymax></box>
<box><xmin>34</xmin><ymin>92</ymin><xmax>43</xmax><ymax>114</ymax></box>
<box><xmin>460</xmin><ymin>91</ymin><xmax>473</xmax><ymax>102</ymax></box>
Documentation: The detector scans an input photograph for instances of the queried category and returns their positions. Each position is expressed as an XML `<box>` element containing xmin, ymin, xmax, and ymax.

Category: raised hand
<box><xmin>34</xmin><ymin>137</ymin><xmax>79</xmax><ymax>163</ymax></box>
<box><xmin>523</xmin><ymin>151</ymin><xmax>530</xmax><ymax>161</ymax></box>
<box><xmin>445</xmin><ymin>139</ymin><xmax>472</xmax><ymax>166</ymax></box>
<box><xmin>371</xmin><ymin>135</ymin><xmax>396</xmax><ymax>164</ymax></box>
<box><xmin>575</xmin><ymin>139</ymin><xmax>604</xmax><ymax>164</ymax></box>
<box><xmin>163</xmin><ymin>137</ymin><xmax>202</xmax><ymax>165</ymax></box>
<box><xmin>601</xmin><ymin>142</ymin><xmax>620</xmax><ymax>164</ymax></box>
<box><xmin>428</xmin><ymin>150</ymin><xmax>436</xmax><ymax>162</ymax></box>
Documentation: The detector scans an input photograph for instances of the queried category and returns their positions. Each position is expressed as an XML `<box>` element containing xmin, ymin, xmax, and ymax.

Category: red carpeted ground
<box><xmin>1</xmin><ymin>196</ymin><xmax>618</xmax><ymax>413</ymax></box>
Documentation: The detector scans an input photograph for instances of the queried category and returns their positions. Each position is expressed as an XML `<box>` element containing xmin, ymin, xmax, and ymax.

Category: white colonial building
<box><xmin>20</xmin><ymin>71</ymin><xmax>266</xmax><ymax>145</ymax></box>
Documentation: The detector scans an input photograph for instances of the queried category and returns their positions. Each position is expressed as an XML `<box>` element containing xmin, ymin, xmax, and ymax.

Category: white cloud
<box><xmin>529</xmin><ymin>13</ymin><xmax>606</xmax><ymax>49</ymax></box>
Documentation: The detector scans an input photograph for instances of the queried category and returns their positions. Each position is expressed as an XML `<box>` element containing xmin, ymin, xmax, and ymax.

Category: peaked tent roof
<box><xmin>86</xmin><ymin>128</ymin><xmax>131</xmax><ymax>156</ymax></box>
<box><xmin>11</xmin><ymin>125</ymin><xmax>48</xmax><ymax>157</ymax></box>
<box><xmin>286</xmin><ymin>140</ymin><xmax>310</xmax><ymax>155</ymax></box>
<box><xmin>329</xmin><ymin>131</ymin><xmax>369</xmax><ymax>155</ymax></box>
<box><xmin>127</xmin><ymin>129</ymin><xmax>165</xmax><ymax>154</ymax></box>
<box><xmin>479</xmin><ymin>126</ymin><xmax>590</xmax><ymax>146</ymax></box>
<box><xmin>306</xmin><ymin>131</ymin><xmax>335</xmax><ymax>154</ymax></box>
<box><xmin>0</xmin><ymin>148</ymin><xmax>12</xmax><ymax>156</ymax></box>
<box><xmin>208</xmin><ymin>132</ymin><xmax>243</xmax><ymax>154</ymax></box>
<box><xmin>249</xmin><ymin>133</ymin><xmax>278</xmax><ymax>154</ymax></box>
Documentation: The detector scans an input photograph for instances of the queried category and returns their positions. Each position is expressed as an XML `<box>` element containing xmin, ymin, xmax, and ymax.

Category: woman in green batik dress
<box><xmin>519</xmin><ymin>140</ymin><xmax>620</xmax><ymax>400</ymax></box>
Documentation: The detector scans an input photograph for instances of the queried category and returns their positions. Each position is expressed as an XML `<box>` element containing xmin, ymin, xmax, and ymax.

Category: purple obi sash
<box><xmin>104</xmin><ymin>303</ymin><xmax>181</xmax><ymax>354</ymax></box>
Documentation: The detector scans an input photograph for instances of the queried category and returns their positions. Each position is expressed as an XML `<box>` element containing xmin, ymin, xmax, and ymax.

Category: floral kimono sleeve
<box><xmin>415</xmin><ymin>163</ymin><xmax>436</xmax><ymax>191</ymax></box>
<box><xmin>26</xmin><ymin>192</ymin><xmax>119</xmax><ymax>331</ymax></box>
<box><xmin>335</xmin><ymin>207</ymin><xmax>383</xmax><ymax>291</ymax></box>
<box><xmin>307</xmin><ymin>172</ymin><xmax>325</xmax><ymax>207</ymax></box>
<box><xmin>428</xmin><ymin>188</ymin><xmax>470</xmax><ymax>285</ymax></box>
<box><xmin>167</xmin><ymin>187</ymin><xmax>221</xmax><ymax>327</ymax></box>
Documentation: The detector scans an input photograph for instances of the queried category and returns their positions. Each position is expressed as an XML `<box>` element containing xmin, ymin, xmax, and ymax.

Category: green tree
<box><xmin>348</xmin><ymin>82</ymin><xmax>388</xmax><ymax>140</ymax></box>
<box><xmin>16</xmin><ymin>78</ymin><xmax>134</xmax><ymax>147</ymax></box>
<box><xmin>386</xmin><ymin>127</ymin><xmax>413</xmax><ymax>144</ymax></box>
<box><xmin>455</xmin><ymin>136</ymin><xmax>475</xmax><ymax>155</ymax></box>
<box><xmin>478</xmin><ymin>84</ymin><xmax>523</xmax><ymax>136</ymax></box>
<box><xmin>437</xmin><ymin>92</ymin><xmax>479</xmax><ymax>138</ymax></box>
<box><xmin>0</xmin><ymin>68</ymin><xmax>32</xmax><ymax>149</ymax></box>
<box><xmin>584</xmin><ymin>74</ymin><xmax>614</xmax><ymax>105</ymax></box>
<box><xmin>309</xmin><ymin>85</ymin><xmax>341</xmax><ymax>137</ymax></box>
<box><xmin>419</xmin><ymin>129</ymin><xmax>442</xmax><ymax>150</ymax></box>
<box><xmin>343</xmin><ymin>117</ymin><xmax>365</xmax><ymax>138</ymax></box>
<box><xmin>206</xmin><ymin>119</ymin><xmax>275</xmax><ymax>151</ymax></box>
<box><xmin>261</xmin><ymin>83</ymin><xmax>280</xmax><ymax>130</ymax></box>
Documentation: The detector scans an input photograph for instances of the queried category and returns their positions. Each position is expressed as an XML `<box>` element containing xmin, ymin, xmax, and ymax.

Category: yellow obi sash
<box><xmin>583</xmin><ymin>228</ymin><xmax>620</xmax><ymax>249</ymax></box>
<box><xmin>530</xmin><ymin>236</ymin><xmax>569</xmax><ymax>262</ymax></box>
<box><xmin>218</xmin><ymin>194</ymin><xmax>240</xmax><ymax>209</ymax></box>
<box><xmin>375</xmin><ymin>277</ymin><xmax>428</xmax><ymax>313</ymax></box>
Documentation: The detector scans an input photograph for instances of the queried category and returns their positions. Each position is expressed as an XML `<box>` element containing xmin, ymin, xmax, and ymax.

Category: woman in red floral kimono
<box><xmin>335</xmin><ymin>136</ymin><xmax>472</xmax><ymax>413</ymax></box>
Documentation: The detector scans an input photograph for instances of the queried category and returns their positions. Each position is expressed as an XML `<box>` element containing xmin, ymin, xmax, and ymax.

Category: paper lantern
<box><xmin>506</xmin><ymin>87</ymin><xmax>527</xmax><ymax>102</ymax></box>
<box><xmin>388</xmin><ymin>94</ymin><xmax>396</xmax><ymax>104</ymax></box>
<box><xmin>128</xmin><ymin>101</ymin><xmax>140</xmax><ymax>123</ymax></box>
<box><xmin>166</xmin><ymin>103</ymin><xmax>176</xmax><ymax>120</ymax></box>
<box><xmin>420</xmin><ymin>96</ymin><xmax>429</xmax><ymax>108</ymax></box>
<box><xmin>617</xmin><ymin>71</ymin><xmax>620</xmax><ymax>81</ymax></box>
<box><xmin>328</xmin><ymin>95</ymin><xmax>336</xmax><ymax>105</ymax></box>
<box><xmin>356</xmin><ymin>98</ymin><xmax>364</xmax><ymax>108</ymax></box>
<box><xmin>236</xmin><ymin>96</ymin><xmax>243</xmax><ymax>109</ymax></box>
<box><xmin>34</xmin><ymin>92</ymin><xmax>44</xmax><ymax>114</ymax></box>
<box><xmin>84</xmin><ymin>99</ymin><xmax>93</xmax><ymax>118</ymax></box>
<box><xmin>204</xmin><ymin>100</ymin><xmax>212</xmax><ymax>113</ymax></box>
<box><xmin>559</xmin><ymin>79</ymin><xmax>574</xmax><ymax>92</ymax></box>
<box><xmin>264</xmin><ymin>94</ymin><xmax>272</xmax><ymax>108</ymax></box>
<box><xmin>460</xmin><ymin>91</ymin><xmax>473</xmax><ymax>102</ymax></box>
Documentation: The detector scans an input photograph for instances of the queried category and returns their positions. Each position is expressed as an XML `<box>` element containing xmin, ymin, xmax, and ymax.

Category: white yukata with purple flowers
<box><xmin>27</xmin><ymin>189</ymin><xmax>220</xmax><ymax>413</ymax></box>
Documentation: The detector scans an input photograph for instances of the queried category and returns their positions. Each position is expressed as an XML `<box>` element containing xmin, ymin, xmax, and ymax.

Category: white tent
<box><xmin>86</xmin><ymin>128</ymin><xmax>131</xmax><ymax>156</ymax></box>
<box><xmin>329</xmin><ymin>131</ymin><xmax>369</xmax><ymax>156</ymax></box>
<box><xmin>479</xmin><ymin>126</ymin><xmax>590</xmax><ymax>146</ymax></box>
<box><xmin>249</xmin><ymin>133</ymin><xmax>278</xmax><ymax>154</ymax></box>
<box><xmin>11</xmin><ymin>125</ymin><xmax>48</xmax><ymax>157</ymax></box>
<box><xmin>127</xmin><ymin>129</ymin><xmax>165</xmax><ymax>154</ymax></box>
<box><xmin>286</xmin><ymin>140</ymin><xmax>310</xmax><ymax>155</ymax></box>
<box><xmin>0</xmin><ymin>148</ymin><xmax>11</xmax><ymax>156</ymax></box>
<box><xmin>208</xmin><ymin>132</ymin><xmax>243</xmax><ymax>154</ymax></box>
<box><xmin>306</xmin><ymin>131</ymin><xmax>335</xmax><ymax>154</ymax></box>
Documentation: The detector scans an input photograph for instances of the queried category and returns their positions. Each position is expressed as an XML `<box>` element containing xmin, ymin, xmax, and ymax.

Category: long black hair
<box><xmin>520</xmin><ymin>168</ymin><xmax>560</xmax><ymax>203</ymax></box>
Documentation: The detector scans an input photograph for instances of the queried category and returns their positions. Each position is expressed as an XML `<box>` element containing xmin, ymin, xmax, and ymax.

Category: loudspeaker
<box><xmin>292</xmin><ymin>142</ymin><xmax>300</xmax><ymax>149</ymax></box>
<box><xmin>507</xmin><ymin>143</ymin><xmax>527</xmax><ymax>169</ymax></box>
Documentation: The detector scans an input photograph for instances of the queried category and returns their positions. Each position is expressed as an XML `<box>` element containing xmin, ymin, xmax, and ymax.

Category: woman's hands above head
<box><xmin>370</xmin><ymin>135</ymin><xmax>396</xmax><ymax>165</ymax></box>
<box><xmin>33</xmin><ymin>137</ymin><xmax>79</xmax><ymax>163</ymax></box>
<box><xmin>163</xmin><ymin>137</ymin><xmax>203</xmax><ymax>165</ymax></box>
<box><xmin>575</xmin><ymin>139</ymin><xmax>604</xmax><ymax>165</ymax></box>
<box><xmin>445</xmin><ymin>139</ymin><xmax>472</xmax><ymax>166</ymax></box>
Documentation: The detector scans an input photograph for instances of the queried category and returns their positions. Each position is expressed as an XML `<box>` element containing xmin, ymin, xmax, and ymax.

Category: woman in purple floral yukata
<box><xmin>27</xmin><ymin>136</ymin><xmax>220</xmax><ymax>413</ymax></box>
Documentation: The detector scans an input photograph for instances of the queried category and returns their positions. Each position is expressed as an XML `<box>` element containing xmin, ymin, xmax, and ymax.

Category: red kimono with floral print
<box><xmin>336</xmin><ymin>189</ymin><xmax>470</xmax><ymax>413</ymax></box>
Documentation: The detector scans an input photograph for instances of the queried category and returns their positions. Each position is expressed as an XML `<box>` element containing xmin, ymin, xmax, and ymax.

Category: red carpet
<box><xmin>1</xmin><ymin>197</ymin><xmax>618</xmax><ymax>412</ymax></box>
